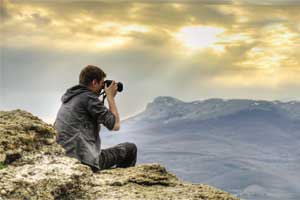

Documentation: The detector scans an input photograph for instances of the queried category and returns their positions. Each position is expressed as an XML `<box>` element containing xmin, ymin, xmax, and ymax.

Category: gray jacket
<box><xmin>54</xmin><ymin>83</ymin><xmax>115</xmax><ymax>169</ymax></box>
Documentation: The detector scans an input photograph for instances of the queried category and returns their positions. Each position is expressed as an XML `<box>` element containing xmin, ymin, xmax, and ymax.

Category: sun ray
<box><xmin>174</xmin><ymin>26</ymin><xmax>225</xmax><ymax>52</ymax></box>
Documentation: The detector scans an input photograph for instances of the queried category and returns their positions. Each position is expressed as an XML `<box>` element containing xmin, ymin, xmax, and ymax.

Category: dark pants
<box><xmin>89</xmin><ymin>142</ymin><xmax>137</xmax><ymax>172</ymax></box>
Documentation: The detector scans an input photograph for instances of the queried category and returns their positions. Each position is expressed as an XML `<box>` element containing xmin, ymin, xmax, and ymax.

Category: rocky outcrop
<box><xmin>0</xmin><ymin>109</ymin><xmax>239</xmax><ymax>200</ymax></box>
<box><xmin>0</xmin><ymin>109</ymin><xmax>64</xmax><ymax>166</ymax></box>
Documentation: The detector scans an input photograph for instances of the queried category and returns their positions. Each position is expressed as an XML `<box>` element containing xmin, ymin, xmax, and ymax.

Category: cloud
<box><xmin>1</xmin><ymin>1</ymin><xmax>237</xmax><ymax>50</ymax></box>
<box><xmin>1</xmin><ymin>0</ymin><xmax>300</xmax><ymax>122</ymax></box>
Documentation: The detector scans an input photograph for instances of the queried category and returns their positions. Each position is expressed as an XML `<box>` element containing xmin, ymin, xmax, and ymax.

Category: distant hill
<box><xmin>102</xmin><ymin>96</ymin><xmax>300</xmax><ymax>200</ymax></box>
<box><xmin>126</xmin><ymin>96</ymin><xmax>300</xmax><ymax>123</ymax></box>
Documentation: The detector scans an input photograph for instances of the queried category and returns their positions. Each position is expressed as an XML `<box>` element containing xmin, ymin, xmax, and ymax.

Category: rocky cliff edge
<box><xmin>0</xmin><ymin>109</ymin><xmax>239</xmax><ymax>200</ymax></box>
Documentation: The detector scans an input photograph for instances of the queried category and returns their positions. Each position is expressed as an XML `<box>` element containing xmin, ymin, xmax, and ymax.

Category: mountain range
<box><xmin>101</xmin><ymin>96</ymin><xmax>300</xmax><ymax>200</ymax></box>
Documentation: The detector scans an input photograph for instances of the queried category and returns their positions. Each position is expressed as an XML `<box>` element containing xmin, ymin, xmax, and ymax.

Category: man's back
<box><xmin>54</xmin><ymin>83</ymin><xmax>115</xmax><ymax>170</ymax></box>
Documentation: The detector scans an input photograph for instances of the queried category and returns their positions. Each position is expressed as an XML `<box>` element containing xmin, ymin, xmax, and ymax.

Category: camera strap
<box><xmin>99</xmin><ymin>91</ymin><xmax>107</xmax><ymax>104</ymax></box>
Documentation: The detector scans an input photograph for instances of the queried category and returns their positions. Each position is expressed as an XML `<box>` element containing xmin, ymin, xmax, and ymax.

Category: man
<box><xmin>54</xmin><ymin>65</ymin><xmax>137</xmax><ymax>172</ymax></box>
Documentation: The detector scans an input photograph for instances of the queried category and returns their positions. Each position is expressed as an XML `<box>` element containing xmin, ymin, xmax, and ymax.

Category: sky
<box><xmin>1</xmin><ymin>0</ymin><xmax>300</xmax><ymax>124</ymax></box>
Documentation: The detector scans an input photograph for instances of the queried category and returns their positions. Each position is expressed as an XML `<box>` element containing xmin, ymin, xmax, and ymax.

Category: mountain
<box><xmin>126</xmin><ymin>96</ymin><xmax>300</xmax><ymax>124</ymax></box>
<box><xmin>101</xmin><ymin>96</ymin><xmax>300</xmax><ymax>200</ymax></box>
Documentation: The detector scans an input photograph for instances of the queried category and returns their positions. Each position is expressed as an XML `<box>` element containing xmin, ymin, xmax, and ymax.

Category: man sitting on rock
<box><xmin>54</xmin><ymin>65</ymin><xmax>137</xmax><ymax>172</ymax></box>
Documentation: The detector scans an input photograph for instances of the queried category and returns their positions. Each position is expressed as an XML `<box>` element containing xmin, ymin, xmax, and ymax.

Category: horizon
<box><xmin>2</xmin><ymin>95</ymin><xmax>300</xmax><ymax>125</ymax></box>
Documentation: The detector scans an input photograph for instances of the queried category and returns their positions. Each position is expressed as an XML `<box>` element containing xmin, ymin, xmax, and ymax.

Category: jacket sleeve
<box><xmin>86</xmin><ymin>96</ymin><xmax>116</xmax><ymax>130</ymax></box>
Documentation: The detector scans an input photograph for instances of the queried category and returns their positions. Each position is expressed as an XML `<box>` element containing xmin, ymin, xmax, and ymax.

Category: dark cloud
<box><xmin>0</xmin><ymin>0</ymin><xmax>11</xmax><ymax>22</ymax></box>
<box><xmin>4</xmin><ymin>1</ymin><xmax>236</xmax><ymax>30</ymax></box>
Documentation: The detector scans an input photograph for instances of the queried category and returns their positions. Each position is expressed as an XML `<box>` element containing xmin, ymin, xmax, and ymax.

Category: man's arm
<box><xmin>86</xmin><ymin>95</ymin><xmax>116</xmax><ymax>131</ymax></box>
<box><xmin>106</xmin><ymin>95</ymin><xmax>120</xmax><ymax>131</ymax></box>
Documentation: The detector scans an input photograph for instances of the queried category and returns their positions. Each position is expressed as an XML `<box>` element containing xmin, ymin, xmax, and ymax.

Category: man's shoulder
<box><xmin>74</xmin><ymin>90</ymin><xmax>99</xmax><ymax>104</ymax></box>
<box><xmin>76</xmin><ymin>91</ymin><xmax>105</xmax><ymax>113</ymax></box>
<box><xmin>80</xmin><ymin>90</ymin><xmax>99</xmax><ymax>99</ymax></box>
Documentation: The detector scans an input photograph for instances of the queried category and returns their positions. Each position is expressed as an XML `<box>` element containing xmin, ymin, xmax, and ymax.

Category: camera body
<box><xmin>104</xmin><ymin>80</ymin><xmax>123</xmax><ymax>92</ymax></box>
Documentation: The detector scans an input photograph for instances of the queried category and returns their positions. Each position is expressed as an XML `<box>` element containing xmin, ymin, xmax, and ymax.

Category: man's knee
<box><xmin>128</xmin><ymin>142</ymin><xmax>137</xmax><ymax>152</ymax></box>
<box><xmin>123</xmin><ymin>142</ymin><xmax>137</xmax><ymax>154</ymax></box>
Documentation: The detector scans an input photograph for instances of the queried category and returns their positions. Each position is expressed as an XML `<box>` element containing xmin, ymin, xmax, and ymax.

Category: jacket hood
<box><xmin>61</xmin><ymin>83</ymin><xmax>91</xmax><ymax>103</ymax></box>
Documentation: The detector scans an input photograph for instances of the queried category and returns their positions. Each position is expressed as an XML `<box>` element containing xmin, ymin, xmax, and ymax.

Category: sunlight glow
<box><xmin>95</xmin><ymin>37</ymin><xmax>129</xmax><ymax>49</ymax></box>
<box><xmin>174</xmin><ymin>26</ymin><xmax>225</xmax><ymax>50</ymax></box>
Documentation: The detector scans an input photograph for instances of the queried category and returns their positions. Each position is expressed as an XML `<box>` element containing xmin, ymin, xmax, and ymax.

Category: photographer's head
<box><xmin>79</xmin><ymin>65</ymin><xmax>106</xmax><ymax>96</ymax></box>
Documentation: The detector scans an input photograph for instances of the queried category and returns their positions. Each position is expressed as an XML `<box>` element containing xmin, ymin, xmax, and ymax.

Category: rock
<box><xmin>0</xmin><ymin>154</ymin><xmax>92</xmax><ymax>199</ymax></box>
<box><xmin>0</xmin><ymin>109</ymin><xmax>240</xmax><ymax>200</ymax></box>
<box><xmin>0</xmin><ymin>157</ymin><xmax>238</xmax><ymax>200</ymax></box>
<box><xmin>89</xmin><ymin>164</ymin><xmax>239</xmax><ymax>200</ymax></box>
<box><xmin>0</xmin><ymin>109</ymin><xmax>65</xmax><ymax>165</ymax></box>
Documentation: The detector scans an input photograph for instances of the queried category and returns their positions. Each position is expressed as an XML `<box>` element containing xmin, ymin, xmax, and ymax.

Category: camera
<box><xmin>104</xmin><ymin>80</ymin><xmax>123</xmax><ymax>92</ymax></box>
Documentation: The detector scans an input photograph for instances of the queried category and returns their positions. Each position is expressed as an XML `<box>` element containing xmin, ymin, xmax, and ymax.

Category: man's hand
<box><xmin>104</xmin><ymin>80</ymin><xmax>118</xmax><ymax>98</ymax></box>
<box><xmin>104</xmin><ymin>80</ymin><xmax>120</xmax><ymax>131</ymax></box>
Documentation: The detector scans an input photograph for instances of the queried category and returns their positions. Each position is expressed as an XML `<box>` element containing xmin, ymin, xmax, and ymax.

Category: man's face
<box><xmin>90</xmin><ymin>78</ymin><xmax>104</xmax><ymax>96</ymax></box>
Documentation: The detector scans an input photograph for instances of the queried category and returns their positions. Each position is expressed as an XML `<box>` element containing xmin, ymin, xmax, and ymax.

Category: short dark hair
<box><xmin>79</xmin><ymin>65</ymin><xmax>106</xmax><ymax>86</ymax></box>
